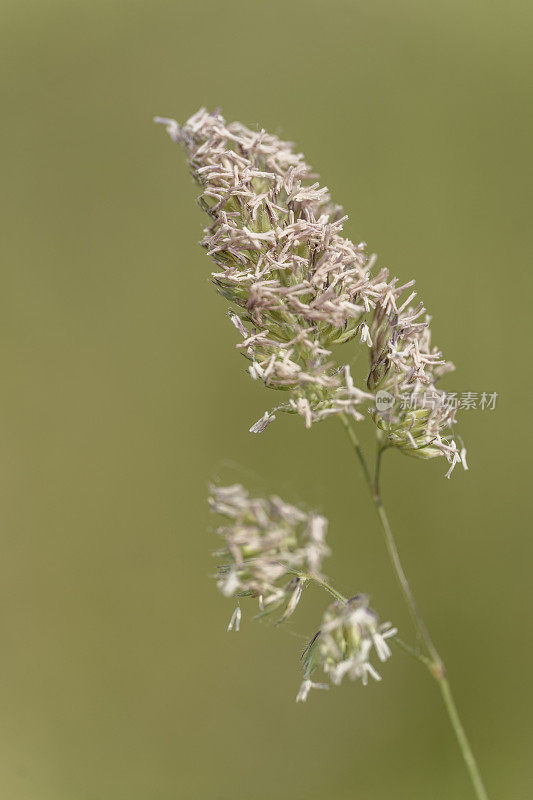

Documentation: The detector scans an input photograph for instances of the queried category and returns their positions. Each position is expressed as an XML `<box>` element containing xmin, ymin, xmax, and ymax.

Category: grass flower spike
<box><xmin>209</xmin><ymin>484</ymin><xmax>397</xmax><ymax>703</ymax></box>
<box><xmin>301</xmin><ymin>595</ymin><xmax>397</xmax><ymax>698</ymax></box>
<box><xmin>209</xmin><ymin>484</ymin><xmax>330</xmax><ymax>623</ymax></box>
<box><xmin>155</xmin><ymin>109</ymin><xmax>463</xmax><ymax>472</ymax></box>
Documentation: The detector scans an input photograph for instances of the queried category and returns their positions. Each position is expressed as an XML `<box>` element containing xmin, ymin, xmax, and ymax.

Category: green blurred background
<box><xmin>1</xmin><ymin>1</ymin><xmax>532</xmax><ymax>798</ymax></box>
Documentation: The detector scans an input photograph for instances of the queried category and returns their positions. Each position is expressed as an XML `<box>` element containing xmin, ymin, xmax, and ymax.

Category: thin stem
<box><xmin>308</xmin><ymin>575</ymin><xmax>347</xmax><ymax>604</ymax></box>
<box><xmin>438</xmin><ymin>678</ymin><xmax>489</xmax><ymax>800</ymax></box>
<box><xmin>340</xmin><ymin>413</ymin><xmax>441</xmax><ymax>665</ymax></box>
<box><xmin>340</xmin><ymin>413</ymin><xmax>372</xmax><ymax>486</ymax></box>
<box><xmin>374</xmin><ymin>467</ymin><xmax>442</xmax><ymax>669</ymax></box>
<box><xmin>392</xmin><ymin>636</ymin><xmax>433</xmax><ymax>670</ymax></box>
<box><xmin>338</xmin><ymin>413</ymin><xmax>489</xmax><ymax>800</ymax></box>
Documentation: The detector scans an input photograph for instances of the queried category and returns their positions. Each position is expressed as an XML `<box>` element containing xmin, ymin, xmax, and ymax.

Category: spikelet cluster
<box><xmin>298</xmin><ymin>595</ymin><xmax>397</xmax><ymax>701</ymax></box>
<box><xmin>156</xmin><ymin>108</ymin><xmax>462</xmax><ymax>470</ymax></box>
<box><xmin>209</xmin><ymin>484</ymin><xmax>329</xmax><ymax>625</ymax></box>
<box><xmin>368</xmin><ymin>301</ymin><xmax>462</xmax><ymax>468</ymax></box>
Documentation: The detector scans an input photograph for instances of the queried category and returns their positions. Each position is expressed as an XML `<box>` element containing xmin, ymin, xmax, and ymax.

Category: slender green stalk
<box><xmin>392</xmin><ymin>637</ymin><xmax>433</xmax><ymax>670</ymax></box>
<box><xmin>438</xmin><ymin>678</ymin><xmax>489</xmax><ymax>800</ymax></box>
<box><xmin>338</xmin><ymin>413</ymin><xmax>489</xmax><ymax>800</ymax></box>
<box><xmin>309</xmin><ymin>576</ymin><xmax>347</xmax><ymax>604</ymax></box>
<box><xmin>289</xmin><ymin>570</ymin><xmax>347</xmax><ymax>604</ymax></box>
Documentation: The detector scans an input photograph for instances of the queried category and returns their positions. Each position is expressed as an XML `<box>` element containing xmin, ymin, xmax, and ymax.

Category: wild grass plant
<box><xmin>156</xmin><ymin>109</ymin><xmax>488</xmax><ymax>800</ymax></box>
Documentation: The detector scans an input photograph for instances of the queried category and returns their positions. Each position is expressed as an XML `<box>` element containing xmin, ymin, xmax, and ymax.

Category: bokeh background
<box><xmin>2</xmin><ymin>1</ymin><xmax>532</xmax><ymax>798</ymax></box>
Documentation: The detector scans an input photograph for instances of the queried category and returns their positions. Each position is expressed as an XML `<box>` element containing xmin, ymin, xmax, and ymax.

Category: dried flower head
<box><xmin>156</xmin><ymin>108</ymin><xmax>464</xmax><ymax>473</ymax></box>
<box><xmin>299</xmin><ymin>595</ymin><xmax>397</xmax><ymax>701</ymax></box>
<box><xmin>209</xmin><ymin>484</ymin><xmax>329</xmax><ymax>624</ymax></box>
